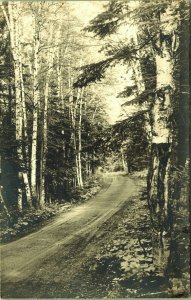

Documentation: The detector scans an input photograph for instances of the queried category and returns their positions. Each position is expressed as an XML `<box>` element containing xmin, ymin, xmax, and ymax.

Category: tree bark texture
<box><xmin>30</xmin><ymin>15</ymin><xmax>40</xmax><ymax>205</ymax></box>
<box><xmin>39</xmin><ymin>24</ymin><xmax>54</xmax><ymax>207</ymax></box>
<box><xmin>2</xmin><ymin>2</ymin><xmax>32</xmax><ymax>209</ymax></box>
<box><xmin>148</xmin><ymin>3</ymin><xmax>180</xmax><ymax>232</ymax></box>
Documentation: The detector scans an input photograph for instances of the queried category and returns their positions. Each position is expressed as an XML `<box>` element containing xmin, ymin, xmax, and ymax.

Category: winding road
<box><xmin>1</xmin><ymin>173</ymin><xmax>142</xmax><ymax>298</ymax></box>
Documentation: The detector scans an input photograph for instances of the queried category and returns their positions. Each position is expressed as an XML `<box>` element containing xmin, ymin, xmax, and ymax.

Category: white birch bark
<box><xmin>68</xmin><ymin>71</ymin><xmax>80</xmax><ymax>187</ymax></box>
<box><xmin>121</xmin><ymin>147</ymin><xmax>127</xmax><ymax>172</ymax></box>
<box><xmin>1</xmin><ymin>2</ymin><xmax>32</xmax><ymax>209</ymax></box>
<box><xmin>30</xmin><ymin>15</ymin><xmax>40</xmax><ymax>204</ymax></box>
<box><xmin>18</xmin><ymin>23</ymin><xmax>32</xmax><ymax>207</ymax></box>
<box><xmin>56</xmin><ymin>39</ymin><xmax>68</xmax><ymax>110</ymax></box>
<box><xmin>152</xmin><ymin>4</ymin><xmax>179</xmax><ymax>144</ymax></box>
<box><xmin>39</xmin><ymin>24</ymin><xmax>54</xmax><ymax>207</ymax></box>
<box><xmin>149</xmin><ymin>2</ymin><xmax>180</xmax><ymax>229</ymax></box>
<box><xmin>77</xmin><ymin>88</ymin><xmax>84</xmax><ymax>187</ymax></box>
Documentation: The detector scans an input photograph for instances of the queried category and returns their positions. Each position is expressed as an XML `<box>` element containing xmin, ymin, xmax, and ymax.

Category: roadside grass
<box><xmin>0</xmin><ymin>176</ymin><xmax>102</xmax><ymax>244</ymax></box>
<box><xmin>129</xmin><ymin>169</ymin><xmax>148</xmax><ymax>179</ymax></box>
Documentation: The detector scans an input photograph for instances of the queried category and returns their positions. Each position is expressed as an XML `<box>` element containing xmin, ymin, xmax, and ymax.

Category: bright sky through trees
<box><xmin>68</xmin><ymin>0</ymin><xmax>134</xmax><ymax>124</ymax></box>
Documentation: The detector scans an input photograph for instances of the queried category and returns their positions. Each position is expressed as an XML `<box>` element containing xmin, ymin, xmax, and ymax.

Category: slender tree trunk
<box><xmin>19</xmin><ymin>62</ymin><xmax>29</xmax><ymax>164</ymax></box>
<box><xmin>14</xmin><ymin>58</ymin><xmax>23</xmax><ymax>211</ymax></box>
<box><xmin>9</xmin><ymin>3</ymin><xmax>23</xmax><ymax>210</ymax></box>
<box><xmin>74</xmin><ymin>58</ymin><xmax>84</xmax><ymax>188</ymax></box>
<box><xmin>121</xmin><ymin>147</ymin><xmax>127</xmax><ymax>171</ymax></box>
<box><xmin>69</xmin><ymin>72</ymin><xmax>83</xmax><ymax>187</ymax></box>
<box><xmin>18</xmin><ymin>41</ymin><xmax>32</xmax><ymax>207</ymax></box>
<box><xmin>56</xmin><ymin>39</ymin><xmax>68</xmax><ymax>110</ymax></box>
<box><xmin>0</xmin><ymin>186</ymin><xmax>12</xmax><ymax>224</ymax></box>
<box><xmin>0</xmin><ymin>155</ymin><xmax>12</xmax><ymax>223</ymax></box>
<box><xmin>2</xmin><ymin>2</ymin><xmax>32</xmax><ymax>209</ymax></box>
<box><xmin>39</xmin><ymin>24</ymin><xmax>54</xmax><ymax>208</ymax></box>
<box><xmin>31</xmin><ymin>18</ymin><xmax>40</xmax><ymax>206</ymax></box>
<box><xmin>77</xmin><ymin>88</ymin><xmax>84</xmax><ymax>187</ymax></box>
<box><xmin>68</xmin><ymin>73</ymin><xmax>78</xmax><ymax>186</ymax></box>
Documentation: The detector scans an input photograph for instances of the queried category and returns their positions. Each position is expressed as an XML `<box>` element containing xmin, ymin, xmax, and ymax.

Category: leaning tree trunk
<box><xmin>147</xmin><ymin>4</ymin><xmax>180</xmax><ymax>234</ymax></box>
<box><xmin>0</xmin><ymin>185</ymin><xmax>12</xmax><ymax>225</ymax></box>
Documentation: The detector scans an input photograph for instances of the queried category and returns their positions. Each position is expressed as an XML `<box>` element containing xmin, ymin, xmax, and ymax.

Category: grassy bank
<box><xmin>0</xmin><ymin>176</ymin><xmax>102</xmax><ymax>244</ymax></box>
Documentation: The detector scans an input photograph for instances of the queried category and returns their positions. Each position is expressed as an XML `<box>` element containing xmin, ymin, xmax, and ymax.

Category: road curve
<box><xmin>1</xmin><ymin>173</ymin><xmax>141</xmax><ymax>297</ymax></box>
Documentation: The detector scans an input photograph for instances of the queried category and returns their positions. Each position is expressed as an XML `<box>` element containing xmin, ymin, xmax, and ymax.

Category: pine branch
<box><xmin>73</xmin><ymin>57</ymin><xmax>113</xmax><ymax>88</ymax></box>
<box><xmin>121</xmin><ymin>90</ymin><xmax>155</xmax><ymax>106</ymax></box>
<box><xmin>84</xmin><ymin>1</ymin><xmax>129</xmax><ymax>38</ymax></box>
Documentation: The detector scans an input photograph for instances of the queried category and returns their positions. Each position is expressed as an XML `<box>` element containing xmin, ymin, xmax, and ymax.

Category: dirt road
<box><xmin>1</xmin><ymin>173</ymin><xmax>142</xmax><ymax>298</ymax></box>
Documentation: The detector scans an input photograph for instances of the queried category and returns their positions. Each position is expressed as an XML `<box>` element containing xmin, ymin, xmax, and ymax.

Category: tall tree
<box><xmin>1</xmin><ymin>2</ymin><xmax>32</xmax><ymax>210</ymax></box>
<box><xmin>74</xmin><ymin>0</ymin><xmax>189</xmax><ymax>234</ymax></box>
<box><xmin>39</xmin><ymin>21</ymin><xmax>56</xmax><ymax>207</ymax></box>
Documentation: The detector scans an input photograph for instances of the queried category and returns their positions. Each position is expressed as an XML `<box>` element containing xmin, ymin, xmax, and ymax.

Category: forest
<box><xmin>0</xmin><ymin>0</ymin><xmax>190</xmax><ymax>298</ymax></box>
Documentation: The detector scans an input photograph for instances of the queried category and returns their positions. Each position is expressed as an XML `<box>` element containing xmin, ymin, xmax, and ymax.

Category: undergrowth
<box><xmin>0</xmin><ymin>176</ymin><xmax>101</xmax><ymax>244</ymax></box>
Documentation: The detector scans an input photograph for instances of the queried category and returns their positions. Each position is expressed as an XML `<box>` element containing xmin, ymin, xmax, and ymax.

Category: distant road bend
<box><xmin>1</xmin><ymin>173</ymin><xmax>142</xmax><ymax>298</ymax></box>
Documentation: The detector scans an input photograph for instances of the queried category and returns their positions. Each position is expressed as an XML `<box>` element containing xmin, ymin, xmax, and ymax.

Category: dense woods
<box><xmin>0</xmin><ymin>2</ymin><xmax>111</xmax><ymax>215</ymax></box>
<box><xmin>75</xmin><ymin>0</ymin><xmax>189</xmax><ymax>236</ymax></box>
<box><xmin>0</xmin><ymin>0</ymin><xmax>189</xmax><ymax>296</ymax></box>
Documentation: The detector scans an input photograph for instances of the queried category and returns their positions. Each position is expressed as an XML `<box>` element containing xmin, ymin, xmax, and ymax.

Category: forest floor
<box><xmin>1</xmin><ymin>172</ymin><xmax>190</xmax><ymax>298</ymax></box>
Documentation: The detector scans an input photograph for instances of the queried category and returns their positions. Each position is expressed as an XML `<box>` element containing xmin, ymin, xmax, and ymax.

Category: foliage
<box><xmin>0</xmin><ymin>204</ymin><xmax>69</xmax><ymax>243</ymax></box>
<box><xmin>0</xmin><ymin>2</ymin><xmax>110</xmax><ymax>217</ymax></box>
<box><xmin>75</xmin><ymin>0</ymin><xmax>190</xmax><ymax>290</ymax></box>
<box><xmin>74</xmin><ymin>58</ymin><xmax>113</xmax><ymax>88</ymax></box>
<box><xmin>84</xmin><ymin>1</ymin><xmax>129</xmax><ymax>38</ymax></box>
<box><xmin>111</xmin><ymin>114</ymin><xmax>149</xmax><ymax>172</ymax></box>
<box><xmin>0</xmin><ymin>175</ymin><xmax>102</xmax><ymax>243</ymax></box>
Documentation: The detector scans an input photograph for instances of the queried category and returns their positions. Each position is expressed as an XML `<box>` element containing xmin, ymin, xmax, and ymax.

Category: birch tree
<box><xmin>77</xmin><ymin>87</ymin><xmax>84</xmax><ymax>187</ymax></box>
<box><xmin>1</xmin><ymin>1</ymin><xmax>112</xmax><ymax>212</ymax></box>
<box><xmin>1</xmin><ymin>2</ymin><xmax>32</xmax><ymax>210</ymax></box>
<box><xmin>74</xmin><ymin>0</ymin><xmax>189</xmax><ymax>234</ymax></box>
<box><xmin>39</xmin><ymin>22</ymin><xmax>55</xmax><ymax>207</ymax></box>
<box><xmin>147</xmin><ymin>2</ymin><xmax>181</xmax><ymax>231</ymax></box>
<box><xmin>29</xmin><ymin>3</ymin><xmax>41</xmax><ymax>206</ymax></box>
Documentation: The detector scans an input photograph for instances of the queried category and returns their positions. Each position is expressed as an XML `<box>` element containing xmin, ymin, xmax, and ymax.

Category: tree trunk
<box><xmin>148</xmin><ymin>4</ymin><xmax>179</xmax><ymax>233</ymax></box>
<box><xmin>68</xmin><ymin>73</ymin><xmax>78</xmax><ymax>187</ymax></box>
<box><xmin>121</xmin><ymin>147</ymin><xmax>127</xmax><ymax>172</ymax></box>
<box><xmin>69</xmin><ymin>71</ymin><xmax>84</xmax><ymax>188</ymax></box>
<box><xmin>18</xmin><ymin>34</ymin><xmax>32</xmax><ymax>207</ymax></box>
<box><xmin>30</xmin><ymin>17</ymin><xmax>40</xmax><ymax>206</ymax></box>
<box><xmin>2</xmin><ymin>2</ymin><xmax>32</xmax><ymax>209</ymax></box>
<box><xmin>56</xmin><ymin>37</ymin><xmax>68</xmax><ymax>110</ymax></box>
<box><xmin>0</xmin><ymin>186</ymin><xmax>12</xmax><ymax>224</ymax></box>
<box><xmin>39</xmin><ymin>31</ymin><xmax>54</xmax><ymax>207</ymax></box>
<box><xmin>77</xmin><ymin>88</ymin><xmax>84</xmax><ymax>187</ymax></box>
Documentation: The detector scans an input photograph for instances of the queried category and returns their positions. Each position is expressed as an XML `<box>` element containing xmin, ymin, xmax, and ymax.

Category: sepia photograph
<box><xmin>0</xmin><ymin>0</ymin><xmax>190</xmax><ymax>298</ymax></box>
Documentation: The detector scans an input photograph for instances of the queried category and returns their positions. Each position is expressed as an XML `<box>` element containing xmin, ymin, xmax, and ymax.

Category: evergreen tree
<box><xmin>74</xmin><ymin>0</ymin><xmax>189</xmax><ymax>234</ymax></box>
